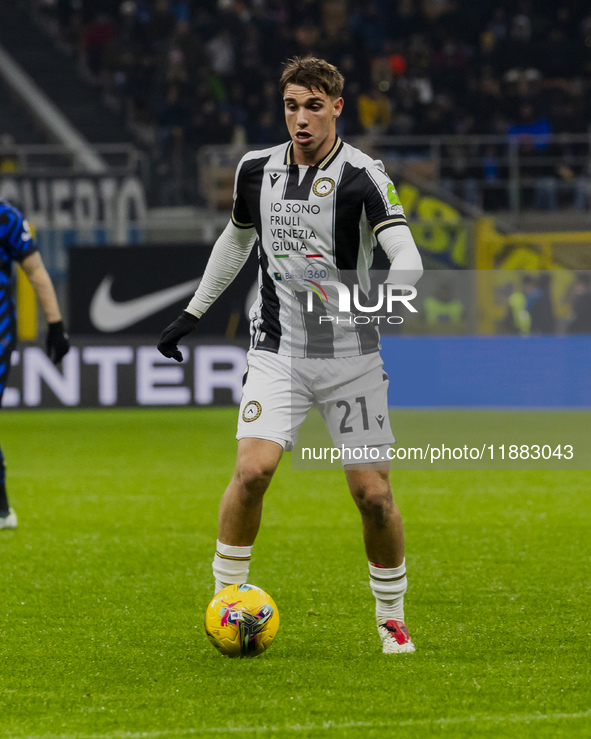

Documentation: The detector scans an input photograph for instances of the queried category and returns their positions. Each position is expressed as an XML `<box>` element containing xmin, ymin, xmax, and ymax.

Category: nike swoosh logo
<box><xmin>90</xmin><ymin>275</ymin><xmax>201</xmax><ymax>332</ymax></box>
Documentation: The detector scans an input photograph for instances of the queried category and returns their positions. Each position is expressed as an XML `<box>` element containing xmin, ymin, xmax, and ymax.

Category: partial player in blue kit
<box><xmin>0</xmin><ymin>200</ymin><xmax>70</xmax><ymax>530</ymax></box>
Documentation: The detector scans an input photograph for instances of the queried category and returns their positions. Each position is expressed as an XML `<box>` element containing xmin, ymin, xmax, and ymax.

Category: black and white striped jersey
<box><xmin>231</xmin><ymin>137</ymin><xmax>409</xmax><ymax>358</ymax></box>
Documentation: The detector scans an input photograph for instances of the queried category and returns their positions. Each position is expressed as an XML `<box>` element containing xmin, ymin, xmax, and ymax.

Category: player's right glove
<box><xmin>157</xmin><ymin>311</ymin><xmax>199</xmax><ymax>362</ymax></box>
<box><xmin>46</xmin><ymin>320</ymin><xmax>70</xmax><ymax>365</ymax></box>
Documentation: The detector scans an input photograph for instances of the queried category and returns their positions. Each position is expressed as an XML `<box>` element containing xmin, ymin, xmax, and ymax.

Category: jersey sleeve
<box><xmin>230</xmin><ymin>156</ymin><xmax>255</xmax><ymax>230</ymax></box>
<box><xmin>363</xmin><ymin>160</ymin><xmax>407</xmax><ymax>237</ymax></box>
<box><xmin>186</xmin><ymin>221</ymin><xmax>256</xmax><ymax>318</ymax></box>
<box><xmin>0</xmin><ymin>205</ymin><xmax>38</xmax><ymax>262</ymax></box>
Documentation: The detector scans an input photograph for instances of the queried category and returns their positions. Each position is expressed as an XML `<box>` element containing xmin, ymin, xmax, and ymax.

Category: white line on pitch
<box><xmin>9</xmin><ymin>708</ymin><xmax>591</xmax><ymax>739</ymax></box>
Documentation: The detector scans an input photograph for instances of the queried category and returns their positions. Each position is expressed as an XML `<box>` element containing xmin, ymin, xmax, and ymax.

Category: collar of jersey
<box><xmin>284</xmin><ymin>137</ymin><xmax>343</xmax><ymax>170</ymax></box>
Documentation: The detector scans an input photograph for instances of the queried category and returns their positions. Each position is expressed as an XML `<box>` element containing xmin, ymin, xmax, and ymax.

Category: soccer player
<box><xmin>0</xmin><ymin>200</ymin><xmax>70</xmax><ymax>530</ymax></box>
<box><xmin>158</xmin><ymin>57</ymin><xmax>423</xmax><ymax>653</ymax></box>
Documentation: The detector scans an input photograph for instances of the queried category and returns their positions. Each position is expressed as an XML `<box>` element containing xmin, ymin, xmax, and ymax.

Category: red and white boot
<box><xmin>377</xmin><ymin>619</ymin><xmax>416</xmax><ymax>654</ymax></box>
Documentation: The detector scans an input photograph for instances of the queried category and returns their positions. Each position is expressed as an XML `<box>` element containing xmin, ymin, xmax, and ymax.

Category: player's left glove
<box><xmin>157</xmin><ymin>311</ymin><xmax>199</xmax><ymax>362</ymax></box>
<box><xmin>46</xmin><ymin>320</ymin><xmax>70</xmax><ymax>364</ymax></box>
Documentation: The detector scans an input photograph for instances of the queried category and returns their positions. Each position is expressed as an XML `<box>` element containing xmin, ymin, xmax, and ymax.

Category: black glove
<box><xmin>157</xmin><ymin>311</ymin><xmax>199</xmax><ymax>362</ymax></box>
<box><xmin>46</xmin><ymin>320</ymin><xmax>70</xmax><ymax>364</ymax></box>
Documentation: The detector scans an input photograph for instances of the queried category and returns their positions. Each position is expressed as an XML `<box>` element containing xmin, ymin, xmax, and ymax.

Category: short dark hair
<box><xmin>280</xmin><ymin>56</ymin><xmax>344</xmax><ymax>98</ymax></box>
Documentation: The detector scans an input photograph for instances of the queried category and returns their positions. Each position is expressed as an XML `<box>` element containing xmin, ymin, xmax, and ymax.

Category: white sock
<box><xmin>369</xmin><ymin>558</ymin><xmax>407</xmax><ymax>623</ymax></box>
<box><xmin>212</xmin><ymin>539</ymin><xmax>253</xmax><ymax>594</ymax></box>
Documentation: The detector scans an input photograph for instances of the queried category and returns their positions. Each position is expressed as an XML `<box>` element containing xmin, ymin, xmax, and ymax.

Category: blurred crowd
<box><xmin>499</xmin><ymin>271</ymin><xmax>591</xmax><ymax>335</ymax></box>
<box><xmin>31</xmin><ymin>0</ymin><xmax>591</xmax><ymax>205</ymax></box>
<box><xmin>36</xmin><ymin>1</ymin><xmax>591</xmax><ymax>141</ymax></box>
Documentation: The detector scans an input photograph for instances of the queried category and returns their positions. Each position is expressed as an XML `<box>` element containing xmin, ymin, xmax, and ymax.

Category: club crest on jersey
<box><xmin>242</xmin><ymin>401</ymin><xmax>262</xmax><ymax>422</ymax></box>
<box><xmin>312</xmin><ymin>177</ymin><xmax>335</xmax><ymax>197</ymax></box>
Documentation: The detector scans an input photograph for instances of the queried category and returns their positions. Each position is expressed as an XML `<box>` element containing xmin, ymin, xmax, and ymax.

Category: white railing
<box><xmin>0</xmin><ymin>142</ymin><xmax>148</xmax><ymax>178</ymax></box>
<box><xmin>197</xmin><ymin>134</ymin><xmax>591</xmax><ymax>215</ymax></box>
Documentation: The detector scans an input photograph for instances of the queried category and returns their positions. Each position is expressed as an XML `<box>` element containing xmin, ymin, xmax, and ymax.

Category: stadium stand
<box><xmin>29</xmin><ymin>2</ymin><xmax>591</xmax><ymax>139</ymax></box>
<box><xmin>0</xmin><ymin>80</ymin><xmax>50</xmax><ymax>147</ymax></box>
<box><xmin>4</xmin><ymin>1</ymin><xmax>591</xmax><ymax>213</ymax></box>
<box><xmin>0</xmin><ymin>2</ymin><xmax>133</xmax><ymax>146</ymax></box>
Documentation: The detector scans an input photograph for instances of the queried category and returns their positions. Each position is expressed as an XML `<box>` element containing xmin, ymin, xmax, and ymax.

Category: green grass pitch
<box><xmin>1</xmin><ymin>408</ymin><xmax>590</xmax><ymax>738</ymax></box>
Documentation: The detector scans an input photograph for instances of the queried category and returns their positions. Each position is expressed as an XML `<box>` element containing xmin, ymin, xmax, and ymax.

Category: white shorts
<box><xmin>237</xmin><ymin>349</ymin><xmax>395</xmax><ymax>452</ymax></box>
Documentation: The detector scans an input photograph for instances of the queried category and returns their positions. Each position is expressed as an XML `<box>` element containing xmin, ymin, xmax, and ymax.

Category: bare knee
<box><xmin>227</xmin><ymin>439</ymin><xmax>282</xmax><ymax>506</ymax></box>
<box><xmin>351</xmin><ymin>483</ymin><xmax>394</xmax><ymax>529</ymax></box>
<box><xmin>233</xmin><ymin>458</ymin><xmax>275</xmax><ymax>499</ymax></box>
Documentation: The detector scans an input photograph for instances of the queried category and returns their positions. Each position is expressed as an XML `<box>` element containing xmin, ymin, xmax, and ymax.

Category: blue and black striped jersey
<box><xmin>0</xmin><ymin>200</ymin><xmax>38</xmax><ymax>353</ymax></box>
